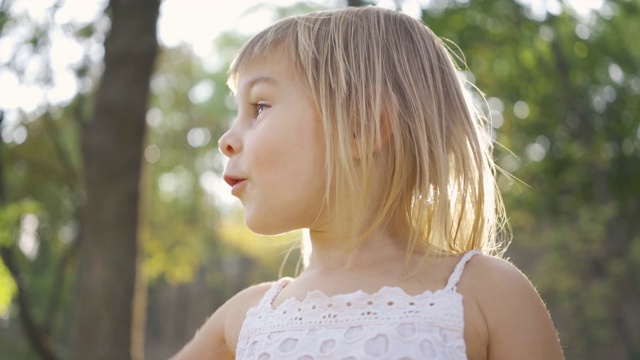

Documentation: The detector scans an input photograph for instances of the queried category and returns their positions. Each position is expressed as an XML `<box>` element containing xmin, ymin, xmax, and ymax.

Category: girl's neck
<box><xmin>305</xmin><ymin>225</ymin><xmax>409</xmax><ymax>273</ymax></box>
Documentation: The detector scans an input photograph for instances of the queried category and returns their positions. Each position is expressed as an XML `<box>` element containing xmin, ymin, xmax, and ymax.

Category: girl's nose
<box><xmin>218</xmin><ymin>126</ymin><xmax>241</xmax><ymax>157</ymax></box>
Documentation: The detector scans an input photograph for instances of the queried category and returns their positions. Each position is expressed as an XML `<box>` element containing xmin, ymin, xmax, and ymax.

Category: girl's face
<box><xmin>219</xmin><ymin>50</ymin><xmax>327</xmax><ymax>235</ymax></box>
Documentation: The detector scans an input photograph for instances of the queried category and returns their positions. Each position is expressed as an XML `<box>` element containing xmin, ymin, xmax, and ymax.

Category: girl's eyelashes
<box><xmin>250</xmin><ymin>102</ymin><xmax>269</xmax><ymax>117</ymax></box>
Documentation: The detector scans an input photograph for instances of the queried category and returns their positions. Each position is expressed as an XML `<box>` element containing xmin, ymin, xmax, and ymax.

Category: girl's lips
<box><xmin>223</xmin><ymin>175</ymin><xmax>240</xmax><ymax>187</ymax></box>
<box><xmin>223</xmin><ymin>175</ymin><xmax>247</xmax><ymax>195</ymax></box>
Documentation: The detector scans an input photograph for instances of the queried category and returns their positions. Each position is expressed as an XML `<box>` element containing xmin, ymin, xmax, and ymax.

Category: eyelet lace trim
<box><xmin>244</xmin><ymin>284</ymin><xmax>464</xmax><ymax>335</ymax></box>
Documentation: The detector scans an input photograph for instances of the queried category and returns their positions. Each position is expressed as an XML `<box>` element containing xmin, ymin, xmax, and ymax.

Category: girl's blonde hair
<box><xmin>228</xmin><ymin>6</ymin><xmax>507</xmax><ymax>262</ymax></box>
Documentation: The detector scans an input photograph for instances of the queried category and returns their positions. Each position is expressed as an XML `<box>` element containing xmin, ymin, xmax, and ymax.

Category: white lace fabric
<box><xmin>236</xmin><ymin>251</ymin><xmax>480</xmax><ymax>360</ymax></box>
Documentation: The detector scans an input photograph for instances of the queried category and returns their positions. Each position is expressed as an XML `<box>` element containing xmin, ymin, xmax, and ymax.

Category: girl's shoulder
<box><xmin>226</xmin><ymin>280</ymin><xmax>277</xmax><ymax>308</ymax></box>
<box><xmin>458</xmin><ymin>253</ymin><xmax>544</xmax><ymax>305</ymax></box>
<box><xmin>458</xmin><ymin>254</ymin><xmax>565</xmax><ymax>359</ymax></box>
<box><xmin>459</xmin><ymin>253</ymin><xmax>530</xmax><ymax>289</ymax></box>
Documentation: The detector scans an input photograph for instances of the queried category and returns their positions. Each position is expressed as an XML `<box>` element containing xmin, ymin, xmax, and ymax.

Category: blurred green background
<box><xmin>0</xmin><ymin>0</ymin><xmax>638</xmax><ymax>359</ymax></box>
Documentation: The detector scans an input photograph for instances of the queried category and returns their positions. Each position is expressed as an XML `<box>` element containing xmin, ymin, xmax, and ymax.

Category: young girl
<box><xmin>172</xmin><ymin>6</ymin><xmax>563</xmax><ymax>360</ymax></box>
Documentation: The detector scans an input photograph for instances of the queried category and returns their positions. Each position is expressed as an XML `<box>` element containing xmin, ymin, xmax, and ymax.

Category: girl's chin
<box><xmin>244</xmin><ymin>216</ymin><xmax>294</xmax><ymax>236</ymax></box>
<box><xmin>243</xmin><ymin>205</ymin><xmax>319</xmax><ymax>235</ymax></box>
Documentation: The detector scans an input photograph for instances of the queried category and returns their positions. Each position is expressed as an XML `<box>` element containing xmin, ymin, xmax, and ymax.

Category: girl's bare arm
<box><xmin>169</xmin><ymin>282</ymin><xmax>273</xmax><ymax>360</ymax></box>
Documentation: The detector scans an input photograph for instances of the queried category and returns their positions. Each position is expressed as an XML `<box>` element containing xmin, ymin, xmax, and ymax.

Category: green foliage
<box><xmin>0</xmin><ymin>199</ymin><xmax>39</xmax><ymax>246</ymax></box>
<box><xmin>0</xmin><ymin>197</ymin><xmax>41</xmax><ymax>319</ymax></box>
<box><xmin>0</xmin><ymin>0</ymin><xmax>94</xmax><ymax>352</ymax></box>
<box><xmin>0</xmin><ymin>258</ymin><xmax>15</xmax><ymax>316</ymax></box>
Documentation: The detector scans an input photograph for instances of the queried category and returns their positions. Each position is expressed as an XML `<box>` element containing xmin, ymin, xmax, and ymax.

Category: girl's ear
<box><xmin>351</xmin><ymin>90</ymin><xmax>395</xmax><ymax>159</ymax></box>
<box><xmin>351</xmin><ymin>110</ymin><xmax>391</xmax><ymax>159</ymax></box>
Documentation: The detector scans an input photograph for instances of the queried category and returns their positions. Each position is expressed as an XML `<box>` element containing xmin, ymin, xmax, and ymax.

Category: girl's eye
<box><xmin>252</xmin><ymin>102</ymin><xmax>268</xmax><ymax>116</ymax></box>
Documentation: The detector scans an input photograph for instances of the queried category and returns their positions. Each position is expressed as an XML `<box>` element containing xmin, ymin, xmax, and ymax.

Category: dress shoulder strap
<box><xmin>444</xmin><ymin>250</ymin><xmax>482</xmax><ymax>291</ymax></box>
<box><xmin>257</xmin><ymin>277</ymin><xmax>293</xmax><ymax>307</ymax></box>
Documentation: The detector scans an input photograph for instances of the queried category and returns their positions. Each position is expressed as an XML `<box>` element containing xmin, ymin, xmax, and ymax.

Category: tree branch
<box><xmin>0</xmin><ymin>247</ymin><xmax>59</xmax><ymax>360</ymax></box>
<box><xmin>43</xmin><ymin>224</ymin><xmax>81</xmax><ymax>334</ymax></box>
<box><xmin>43</xmin><ymin>111</ymin><xmax>80</xmax><ymax>186</ymax></box>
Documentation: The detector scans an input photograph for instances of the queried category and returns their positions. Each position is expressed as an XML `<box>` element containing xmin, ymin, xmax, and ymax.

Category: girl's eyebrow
<box><xmin>244</xmin><ymin>76</ymin><xmax>279</xmax><ymax>91</ymax></box>
<box><xmin>233</xmin><ymin>76</ymin><xmax>279</xmax><ymax>101</ymax></box>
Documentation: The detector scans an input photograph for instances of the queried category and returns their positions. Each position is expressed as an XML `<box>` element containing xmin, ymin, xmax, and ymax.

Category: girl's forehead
<box><xmin>231</xmin><ymin>52</ymin><xmax>300</xmax><ymax>93</ymax></box>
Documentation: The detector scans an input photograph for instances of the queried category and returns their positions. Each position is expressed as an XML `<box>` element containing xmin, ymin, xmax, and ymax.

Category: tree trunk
<box><xmin>72</xmin><ymin>0</ymin><xmax>159</xmax><ymax>359</ymax></box>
